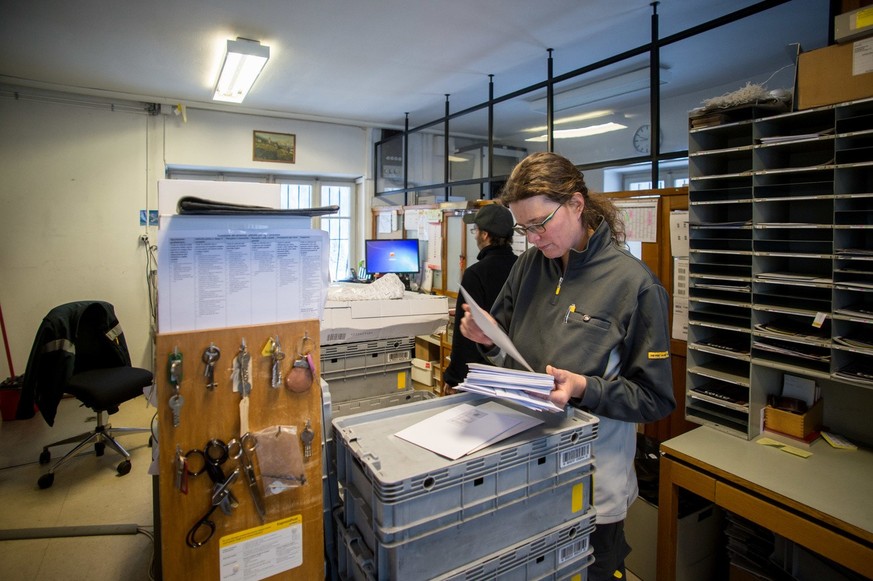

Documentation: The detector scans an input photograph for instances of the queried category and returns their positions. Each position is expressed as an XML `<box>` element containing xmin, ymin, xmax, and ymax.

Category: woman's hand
<box><xmin>546</xmin><ymin>364</ymin><xmax>587</xmax><ymax>407</ymax></box>
<box><xmin>459</xmin><ymin>304</ymin><xmax>495</xmax><ymax>349</ymax></box>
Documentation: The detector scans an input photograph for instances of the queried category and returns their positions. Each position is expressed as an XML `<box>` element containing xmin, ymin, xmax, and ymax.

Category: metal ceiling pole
<box><xmin>547</xmin><ymin>49</ymin><xmax>555</xmax><ymax>153</ymax></box>
<box><xmin>444</xmin><ymin>95</ymin><xmax>451</xmax><ymax>201</ymax></box>
<box><xmin>650</xmin><ymin>1</ymin><xmax>661</xmax><ymax>188</ymax></box>
<box><xmin>404</xmin><ymin>112</ymin><xmax>410</xmax><ymax>206</ymax></box>
<box><xmin>487</xmin><ymin>74</ymin><xmax>494</xmax><ymax>199</ymax></box>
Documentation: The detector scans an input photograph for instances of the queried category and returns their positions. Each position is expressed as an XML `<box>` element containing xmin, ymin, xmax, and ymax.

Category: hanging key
<box><xmin>168</xmin><ymin>348</ymin><xmax>183</xmax><ymax>427</ymax></box>
<box><xmin>169</xmin><ymin>392</ymin><xmax>184</xmax><ymax>428</ymax></box>
<box><xmin>301</xmin><ymin>420</ymin><xmax>315</xmax><ymax>459</ymax></box>
<box><xmin>174</xmin><ymin>445</ymin><xmax>189</xmax><ymax>494</ymax></box>
<box><xmin>270</xmin><ymin>336</ymin><xmax>285</xmax><ymax>389</ymax></box>
<box><xmin>236</xmin><ymin>339</ymin><xmax>251</xmax><ymax>397</ymax></box>
<box><xmin>202</xmin><ymin>343</ymin><xmax>221</xmax><ymax>390</ymax></box>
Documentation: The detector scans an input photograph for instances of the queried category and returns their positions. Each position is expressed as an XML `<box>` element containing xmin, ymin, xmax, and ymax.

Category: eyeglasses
<box><xmin>512</xmin><ymin>203</ymin><xmax>563</xmax><ymax>236</ymax></box>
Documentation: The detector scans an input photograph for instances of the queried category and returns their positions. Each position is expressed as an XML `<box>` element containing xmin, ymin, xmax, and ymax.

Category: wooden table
<box><xmin>657</xmin><ymin>427</ymin><xmax>873</xmax><ymax>580</ymax></box>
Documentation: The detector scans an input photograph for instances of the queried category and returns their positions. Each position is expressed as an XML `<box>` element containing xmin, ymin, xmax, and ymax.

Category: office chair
<box><xmin>21</xmin><ymin>301</ymin><xmax>154</xmax><ymax>489</ymax></box>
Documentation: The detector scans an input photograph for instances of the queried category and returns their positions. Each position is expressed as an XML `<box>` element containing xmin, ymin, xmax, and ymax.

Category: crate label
<box><xmin>558</xmin><ymin>536</ymin><xmax>589</xmax><ymax>564</ymax></box>
<box><xmin>396</xmin><ymin>371</ymin><xmax>407</xmax><ymax>389</ymax></box>
<box><xmin>387</xmin><ymin>351</ymin><xmax>411</xmax><ymax>362</ymax></box>
<box><xmin>560</xmin><ymin>443</ymin><xmax>591</xmax><ymax>468</ymax></box>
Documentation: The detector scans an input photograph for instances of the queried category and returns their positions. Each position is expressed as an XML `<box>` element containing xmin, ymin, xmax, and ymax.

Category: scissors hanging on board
<box><xmin>228</xmin><ymin>432</ymin><xmax>266</xmax><ymax>522</ymax></box>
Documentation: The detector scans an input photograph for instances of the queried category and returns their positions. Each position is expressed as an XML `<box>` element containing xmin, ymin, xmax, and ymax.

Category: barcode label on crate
<box><xmin>560</xmin><ymin>443</ymin><xmax>591</xmax><ymax>468</ymax></box>
<box><xmin>558</xmin><ymin>536</ymin><xmax>589</xmax><ymax>564</ymax></box>
<box><xmin>326</xmin><ymin>332</ymin><xmax>347</xmax><ymax>343</ymax></box>
<box><xmin>387</xmin><ymin>351</ymin><xmax>411</xmax><ymax>362</ymax></box>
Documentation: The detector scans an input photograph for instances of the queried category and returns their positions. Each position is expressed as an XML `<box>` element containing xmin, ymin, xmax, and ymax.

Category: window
<box><xmin>281</xmin><ymin>181</ymin><xmax>354</xmax><ymax>282</ymax></box>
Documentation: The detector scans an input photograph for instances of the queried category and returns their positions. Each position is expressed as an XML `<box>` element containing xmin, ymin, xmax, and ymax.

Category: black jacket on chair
<box><xmin>18</xmin><ymin>301</ymin><xmax>132</xmax><ymax>425</ymax></box>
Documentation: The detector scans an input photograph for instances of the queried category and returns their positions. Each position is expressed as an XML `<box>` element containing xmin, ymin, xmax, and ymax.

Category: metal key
<box><xmin>169</xmin><ymin>393</ymin><xmax>184</xmax><ymax>427</ymax></box>
<box><xmin>270</xmin><ymin>336</ymin><xmax>285</xmax><ymax>388</ymax></box>
<box><xmin>202</xmin><ymin>343</ymin><xmax>221</xmax><ymax>390</ymax></box>
<box><xmin>236</xmin><ymin>339</ymin><xmax>251</xmax><ymax>397</ymax></box>
<box><xmin>301</xmin><ymin>420</ymin><xmax>314</xmax><ymax>459</ymax></box>
<box><xmin>174</xmin><ymin>445</ymin><xmax>189</xmax><ymax>494</ymax></box>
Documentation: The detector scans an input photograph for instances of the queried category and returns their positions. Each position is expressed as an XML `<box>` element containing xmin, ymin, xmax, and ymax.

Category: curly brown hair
<box><xmin>500</xmin><ymin>152</ymin><xmax>626</xmax><ymax>246</ymax></box>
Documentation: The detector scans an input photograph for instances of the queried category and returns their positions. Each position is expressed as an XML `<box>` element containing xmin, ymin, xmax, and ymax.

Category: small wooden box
<box><xmin>764</xmin><ymin>398</ymin><xmax>823</xmax><ymax>438</ymax></box>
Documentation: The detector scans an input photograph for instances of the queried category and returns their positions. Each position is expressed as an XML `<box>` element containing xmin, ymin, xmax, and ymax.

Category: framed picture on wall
<box><xmin>253</xmin><ymin>130</ymin><xmax>296</xmax><ymax>163</ymax></box>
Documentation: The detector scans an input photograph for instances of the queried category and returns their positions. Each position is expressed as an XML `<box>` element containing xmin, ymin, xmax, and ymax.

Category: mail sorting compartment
<box><xmin>336</xmin><ymin>471</ymin><xmax>595</xmax><ymax>581</ymax></box>
<box><xmin>321</xmin><ymin>337</ymin><xmax>414</xmax><ymax>403</ymax></box>
<box><xmin>336</xmin><ymin>507</ymin><xmax>595</xmax><ymax>581</ymax></box>
<box><xmin>333</xmin><ymin>392</ymin><xmax>597</xmax><ymax>534</ymax></box>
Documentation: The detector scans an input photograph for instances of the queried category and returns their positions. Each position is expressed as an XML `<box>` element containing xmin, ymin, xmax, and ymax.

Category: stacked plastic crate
<box><xmin>331</xmin><ymin>392</ymin><xmax>599</xmax><ymax>580</ymax></box>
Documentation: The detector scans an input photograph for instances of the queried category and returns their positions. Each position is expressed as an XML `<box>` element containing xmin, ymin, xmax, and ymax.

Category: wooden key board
<box><xmin>156</xmin><ymin>320</ymin><xmax>323</xmax><ymax>581</ymax></box>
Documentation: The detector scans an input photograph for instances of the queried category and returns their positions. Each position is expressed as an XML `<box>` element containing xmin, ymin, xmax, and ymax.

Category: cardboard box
<box><xmin>626</xmin><ymin>498</ymin><xmax>723</xmax><ymax>581</ymax></box>
<box><xmin>797</xmin><ymin>40</ymin><xmax>873</xmax><ymax>110</ymax></box>
<box><xmin>321</xmin><ymin>292</ymin><xmax>448</xmax><ymax>345</ymax></box>
<box><xmin>764</xmin><ymin>398</ymin><xmax>823</xmax><ymax>439</ymax></box>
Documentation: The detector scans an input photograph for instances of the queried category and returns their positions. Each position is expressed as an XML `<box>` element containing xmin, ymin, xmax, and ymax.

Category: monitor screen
<box><xmin>365</xmin><ymin>239</ymin><xmax>421</xmax><ymax>275</ymax></box>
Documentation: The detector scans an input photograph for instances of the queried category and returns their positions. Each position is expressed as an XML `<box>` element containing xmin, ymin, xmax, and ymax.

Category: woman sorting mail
<box><xmin>460</xmin><ymin>151</ymin><xmax>676</xmax><ymax>581</ymax></box>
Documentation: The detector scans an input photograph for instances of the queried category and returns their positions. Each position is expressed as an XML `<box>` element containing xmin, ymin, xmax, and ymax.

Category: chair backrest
<box><xmin>74</xmin><ymin>302</ymin><xmax>131</xmax><ymax>373</ymax></box>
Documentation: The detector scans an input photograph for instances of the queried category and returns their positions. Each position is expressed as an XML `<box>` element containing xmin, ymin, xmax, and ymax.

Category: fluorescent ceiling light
<box><xmin>528</xmin><ymin>67</ymin><xmax>669</xmax><ymax>113</ymax></box>
<box><xmin>525</xmin><ymin>121</ymin><xmax>627</xmax><ymax>142</ymax></box>
<box><xmin>213</xmin><ymin>38</ymin><xmax>270</xmax><ymax>103</ymax></box>
<box><xmin>523</xmin><ymin>109</ymin><xmax>614</xmax><ymax>133</ymax></box>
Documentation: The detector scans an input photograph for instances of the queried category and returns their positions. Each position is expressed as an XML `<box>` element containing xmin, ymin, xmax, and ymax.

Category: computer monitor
<box><xmin>364</xmin><ymin>239</ymin><xmax>421</xmax><ymax>275</ymax></box>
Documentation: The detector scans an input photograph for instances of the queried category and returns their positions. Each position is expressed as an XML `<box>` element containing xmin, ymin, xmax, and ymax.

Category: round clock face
<box><xmin>633</xmin><ymin>124</ymin><xmax>651</xmax><ymax>154</ymax></box>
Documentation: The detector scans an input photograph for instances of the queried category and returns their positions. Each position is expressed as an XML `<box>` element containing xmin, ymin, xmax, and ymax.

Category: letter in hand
<box><xmin>546</xmin><ymin>364</ymin><xmax>587</xmax><ymax>407</ymax></box>
<box><xmin>459</xmin><ymin>303</ymin><xmax>494</xmax><ymax>348</ymax></box>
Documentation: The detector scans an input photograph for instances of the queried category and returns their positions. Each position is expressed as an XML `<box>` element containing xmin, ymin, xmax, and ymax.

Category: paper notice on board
<box><xmin>219</xmin><ymin>516</ymin><xmax>303</xmax><ymax>580</ymax></box>
<box><xmin>614</xmin><ymin>199</ymin><xmax>658</xmax><ymax>243</ymax></box>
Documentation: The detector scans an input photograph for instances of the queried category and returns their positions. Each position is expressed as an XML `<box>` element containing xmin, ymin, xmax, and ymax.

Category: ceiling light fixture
<box><xmin>525</xmin><ymin>121</ymin><xmax>627</xmax><ymax>142</ymax></box>
<box><xmin>522</xmin><ymin>109</ymin><xmax>614</xmax><ymax>133</ymax></box>
<box><xmin>527</xmin><ymin>66</ymin><xmax>670</xmax><ymax>113</ymax></box>
<box><xmin>213</xmin><ymin>38</ymin><xmax>270</xmax><ymax>103</ymax></box>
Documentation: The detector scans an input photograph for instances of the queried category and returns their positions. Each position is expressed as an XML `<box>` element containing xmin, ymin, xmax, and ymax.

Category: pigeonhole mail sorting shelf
<box><xmin>331</xmin><ymin>392</ymin><xmax>599</xmax><ymax>580</ymax></box>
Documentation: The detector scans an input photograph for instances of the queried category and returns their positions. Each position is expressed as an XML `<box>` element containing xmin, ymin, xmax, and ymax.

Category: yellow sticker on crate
<box><xmin>572</xmin><ymin>482</ymin><xmax>585</xmax><ymax>513</ymax></box>
<box><xmin>397</xmin><ymin>371</ymin><xmax>406</xmax><ymax>389</ymax></box>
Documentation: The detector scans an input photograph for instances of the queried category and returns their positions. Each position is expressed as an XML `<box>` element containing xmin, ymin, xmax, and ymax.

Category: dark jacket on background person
<box><xmin>443</xmin><ymin>244</ymin><xmax>517</xmax><ymax>387</ymax></box>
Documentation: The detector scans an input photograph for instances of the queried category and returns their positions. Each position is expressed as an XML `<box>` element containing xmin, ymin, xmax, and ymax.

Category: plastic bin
<box><xmin>321</xmin><ymin>337</ymin><xmax>414</xmax><ymax>402</ymax></box>
<box><xmin>337</xmin><ymin>473</ymin><xmax>595</xmax><ymax>581</ymax></box>
<box><xmin>333</xmin><ymin>392</ymin><xmax>597</xmax><ymax>534</ymax></box>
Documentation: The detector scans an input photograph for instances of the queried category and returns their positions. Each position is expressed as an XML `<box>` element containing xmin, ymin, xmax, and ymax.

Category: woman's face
<box><xmin>509</xmin><ymin>194</ymin><xmax>585</xmax><ymax>260</ymax></box>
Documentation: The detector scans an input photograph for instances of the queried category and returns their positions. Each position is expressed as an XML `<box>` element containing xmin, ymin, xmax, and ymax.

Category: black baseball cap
<box><xmin>463</xmin><ymin>204</ymin><xmax>514</xmax><ymax>238</ymax></box>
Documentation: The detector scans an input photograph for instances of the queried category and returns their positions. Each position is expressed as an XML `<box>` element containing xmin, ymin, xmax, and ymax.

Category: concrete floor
<box><xmin>0</xmin><ymin>397</ymin><xmax>157</xmax><ymax>580</ymax></box>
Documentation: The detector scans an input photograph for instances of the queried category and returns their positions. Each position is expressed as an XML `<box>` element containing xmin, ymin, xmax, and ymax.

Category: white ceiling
<box><xmin>0</xmin><ymin>0</ymin><xmax>829</xmax><ymax>130</ymax></box>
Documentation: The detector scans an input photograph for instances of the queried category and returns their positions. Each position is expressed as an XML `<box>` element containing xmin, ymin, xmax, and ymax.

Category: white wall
<box><xmin>0</xmin><ymin>95</ymin><xmax>369</xmax><ymax>380</ymax></box>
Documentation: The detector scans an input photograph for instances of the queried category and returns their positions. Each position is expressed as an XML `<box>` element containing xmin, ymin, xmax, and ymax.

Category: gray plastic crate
<box><xmin>337</xmin><ymin>508</ymin><xmax>594</xmax><ymax>581</ymax></box>
<box><xmin>333</xmin><ymin>392</ymin><xmax>597</xmax><ymax>534</ymax></box>
<box><xmin>337</xmin><ymin>472</ymin><xmax>596</xmax><ymax>581</ymax></box>
<box><xmin>332</xmin><ymin>389</ymin><xmax>435</xmax><ymax>420</ymax></box>
<box><xmin>321</xmin><ymin>337</ymin><xmax>414</xmax><ymax>403</ymax></box>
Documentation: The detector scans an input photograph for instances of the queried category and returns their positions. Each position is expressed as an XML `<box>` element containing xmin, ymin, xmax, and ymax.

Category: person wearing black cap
<box><xmin>443</xmin><ymin>203</ymin><xmax>518</xmax><ymax>393</ymax></box>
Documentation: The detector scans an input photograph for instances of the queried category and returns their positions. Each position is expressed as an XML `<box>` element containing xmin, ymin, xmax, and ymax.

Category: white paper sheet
<box><xmin>394</xmin><ymin>403</ymin><xmax>535</xmax><ymax>460</ymax></box>
<box><xmin>459</xmin><ymin>285</ymin><xmax>533</xmax><ymax>371</ymax></box>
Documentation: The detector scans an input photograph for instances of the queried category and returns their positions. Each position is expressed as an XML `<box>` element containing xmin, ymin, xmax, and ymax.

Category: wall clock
<box><xmin>633</xmin><ymin>124</ymin><xmax>652</xmax><ymax>154</ymax></box>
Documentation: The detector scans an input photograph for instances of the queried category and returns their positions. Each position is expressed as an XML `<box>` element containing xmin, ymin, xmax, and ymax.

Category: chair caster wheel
<box><xmin>38</xmin><ymin>473</ymin><xmax>55</xmax><ymax>489</ymax></box>
<box><xmin>95</xmin><ymin>442</ymin><xmax>105</xmax><ymax>457</ymax></box>
<box><xmin>117</xmin><ymin>460</ymin><xmax>132</xmax><ymax>476</ymax></box>
<box><xmin>39</xmin><ymin>450</ymin><xmax>51</xmax><ymax>465</ymax></box>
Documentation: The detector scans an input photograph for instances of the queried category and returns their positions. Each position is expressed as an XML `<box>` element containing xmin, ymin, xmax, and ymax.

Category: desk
<box><xmin>657</xmin><ymin>427</ymin><xmax>873</xmax><ymax>580</ymax></box>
